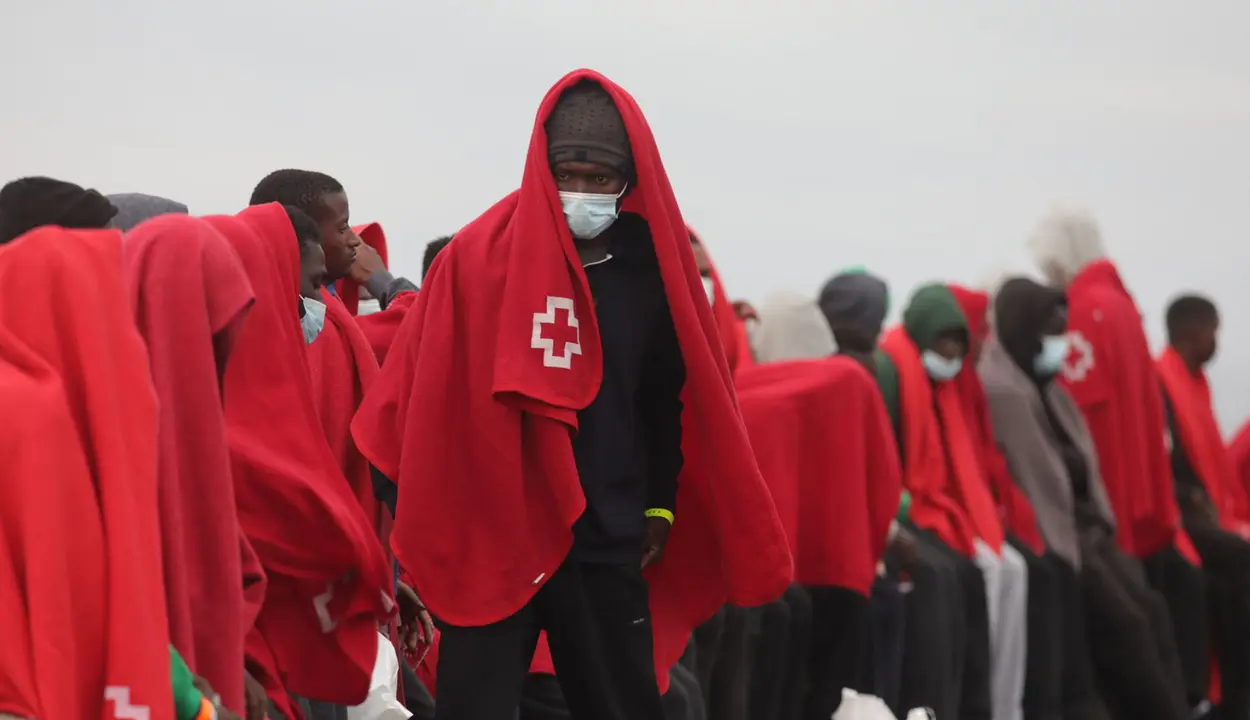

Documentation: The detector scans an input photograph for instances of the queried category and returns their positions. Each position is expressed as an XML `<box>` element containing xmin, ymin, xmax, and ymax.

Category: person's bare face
<box><xmin>314</xmin><ymin>191</ymin><xmax>361</xmax><ymax>282</ymax></box>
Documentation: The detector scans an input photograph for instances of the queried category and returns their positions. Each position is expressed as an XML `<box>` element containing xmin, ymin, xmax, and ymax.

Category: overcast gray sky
<box><xmin>4</xmin><ymin>1</ymin><xmax>1249</xmax><ymax>430</ymax></box>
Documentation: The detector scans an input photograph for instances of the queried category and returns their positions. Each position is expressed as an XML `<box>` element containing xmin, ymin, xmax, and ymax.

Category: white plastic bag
<box><xmin>346</xmin><ymin>631</ymin><xmax>412</xmax><ymax>720</ymax></box>
<box><xmin>831</xmin><ymin>688</ymin><xmax>935</xmax><ymax>720</ymax></box>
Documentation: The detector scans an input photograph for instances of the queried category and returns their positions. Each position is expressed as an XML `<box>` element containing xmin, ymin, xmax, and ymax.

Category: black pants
<box><xmin>1144</xmin><ymin>545</ymin><xmax>1211</xmax><ymax>709</ymax></box>
<box><xmin>864</xmin><ymin>576</ymin><xmax>906</xmax><ymax>712</ymax></box>
<box><xmin>748</xmin><ymin>594</ymin><xmax>793</xmax><ymax>720</ymax></box>
<box><xmin>694</xmin><ymin>605</ymin><xmax>750</xmax><ymax>720</ymax></box>
<box><xmin>1081</xmin><ymin>533</ymin><xmax>1189</xmax><ymax>720</ymax></box>
<box><xmin>897</xmin><ymin>527</ymin><xmax>991</xmax><ymax>720</ymax></box>
<box><xmin>436</xmin><ymin>559</ymin><xmax>663</xmax><ymax>720</ymax></box>
<box><xmin>804</xmin><ymin>585</ymin><xmax>869</xmax><ymax>720</ymax></box>
<box><xmin>1013</xmin><ymin>540</ymin><xmax>1063</xmax><ymax>720</ymax></box>
<box><xmin>402</xmin><ymin>661</ymin><xmax>437</xmax><ymax>720</ymax></box>
<box><xmin>780</xmin><ymin>586</ymin><xmax>813</xmax><ymax>720</ymax></box>
<box><xmin>1189</xmin><ymin>525</ymin><xmax>1250</xmax><ymax>720</ymax></box>
<box><xmin>1051</xmin><ymin>556</ymin><xmax>1110</xmax><ymax>720</ymax></box>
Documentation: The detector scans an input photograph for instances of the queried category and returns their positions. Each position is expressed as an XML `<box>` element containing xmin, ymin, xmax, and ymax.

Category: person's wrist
<box><xmin>645</xmin><ymin>508</ymin><xmax>674</xmax><ymax>524</ymax></box>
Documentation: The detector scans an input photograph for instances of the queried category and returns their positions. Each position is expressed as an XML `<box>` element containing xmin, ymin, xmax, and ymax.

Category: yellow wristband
<box><xmin>645</xmin><ymin>508</ymin><xmax>675</xmax><ymax>524</ymax></box>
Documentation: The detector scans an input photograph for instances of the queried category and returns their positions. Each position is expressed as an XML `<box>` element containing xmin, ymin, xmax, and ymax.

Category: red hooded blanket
<box><xmin>690</xmin><ymin>229</ymin><xmax>754</xmax><ymax>376</ymax></box>
<box><xmin>210</xmin><ymin>205</ymin><xmax>394</xmax><ymax>717</ymax></box>
<box><xmin>1158</xmin><ymin>348</ymin><xmax>1250</xmax><ymax>536</ymax></box>
<box><xmin>0</xmin><ymin>228</ymin><xmax>172</xmax><ymax>720</ymax></box>
<box><xmin>949</xmin><ymin>286</ymin><xmax>1044</xmax><ymax>554</ymax></box>
<box><xmin>1062</xmin><ymin>261</ymin><xmax>1187</xmax><ymax>559</ymax></box>
<box><xmin>881</xmin><ymin>327</ymin><xmax>1002</xmax><ymax>555</ymax></box>
<box><xmin>352</xmin><ymin>69</ymin><xmax>792</xmax><ymax>684</ymax></box>
<box><xmin>334</xmin><ymin>222</ymin><xmax>418</xmax><ymax>363</ymax></box>
<box><xmin>736</xmin><ymin>356</ymin><xmax>902</xmax><ymax>594</ymax></box>
<box><xmin>124</xmin><ymin>215</ymin><xmax>257</xmax><ymax>715</ymax></box>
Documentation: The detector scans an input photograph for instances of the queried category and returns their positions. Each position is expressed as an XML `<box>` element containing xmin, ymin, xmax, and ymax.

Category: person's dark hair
<box><xmin>250</xmin><ymin>169</ymin><xmax>344</xmax><ymax>219</ymax></box>
<box><xmin>1165</xmin><ymin>294</ymin><xmax>1218</xmax><ymax>342</ymax></box>
<box><xmin>284</xmin><ymin>205</ymin><xmax>321</xmax><ymax>254</ymax></box>
<box><xmin>423</xmin><ymin>235</ymin><xmax>454</xmax><ymax>280</ymax></box>
<box><xmin>688</xmin><ymin>231</ymin><xmax>700</xmax><ymax>246</ymax></box>
<box><xmin>0</xmin><ymin>176</ymin><xmax>118</xmax><ymax>245</ymax></box>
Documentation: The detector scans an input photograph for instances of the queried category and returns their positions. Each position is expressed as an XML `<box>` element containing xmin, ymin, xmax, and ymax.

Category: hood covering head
<box><xmin>902</xmin><ymin>283</ymin><xmax>968</xmax><ymax>351</ymax></box>
<box><xmin>108</xmin><ymin>193</ymin><xmax>189</xmax><ymax>232</ymax></box>
<box><xmin>947</xmin><ymin>285</ymin><xmax>989</xmax><ymax>345</ymax></box>
<box><xmin>817</xmin><ymin>268</ymin><xmax>890</xmax><ymax>340</ymax></box>
<box><xmin>753</xmin><ymin>291</ymin><xmax>837</xmax><ymax>362</ymax></box>
<box><xmin>994</xmin><ymin>277</ymin><xmax>1067</xmax><ymax>375</ymax></box>
<box><xmin>1028</xmin><ymin>206</ymin><xmax>1107</xmax><ymax>287</ymax></box>
<box><xmin>0</xmin><ymin>176</ymin><xmax>118</xmax><ymax>244</ymax></box>
<box><xmin>545</xmin><ymin>80</ymin><xmax>634</xmax><ymax>178</ymax></box>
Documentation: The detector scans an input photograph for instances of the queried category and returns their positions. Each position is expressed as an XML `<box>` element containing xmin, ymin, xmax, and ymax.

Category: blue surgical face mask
<box><xmin>559</xmin><ymin>185</ymin><xmax>626</xmax><ymax>240</ymax></box>
<box><xmin>301</xmin><ymin>296</ymin><xmax>327</xmax><ymax>345</ymax></box>
<box><xmin>1034</xmin><ymin>334</ymin><xmax>1069</xmax><ymax>376</ymax></box>
<box><xmin>922</xmin><ymin>349</ymin><xmax>963</xmax><ymax>382</ymax></box>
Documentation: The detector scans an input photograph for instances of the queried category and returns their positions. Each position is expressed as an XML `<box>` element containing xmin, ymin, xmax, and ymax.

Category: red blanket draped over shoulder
<box><xmin>334</xmin><ymin>222</ymin><xmax>418</xmax><ymax>364</ymax></box>
<box><xmin>1062</xmin><ymin>261</ymin><xmax>1190</xmax><ymax>559</ymax></box>
<box><xmin>736</xmin><ymin>356</ymin><xmax>902</xmax><ymax>594</ymax></box>
<box><xmin>1157</xmin><ymin>348</ymin><xmax>1250</xmax><ymax>536</ymax></box>
<box><xmin>0</xmin><ymin>228</ymin><xmax>172</xmax><ymax>720</ymax></box>
<box><xmin>353</xmin><ymin>69</ymin><xmax>792</xmax><ymax>685</ymax></box>
<box><xmin>209</xmin><ymin>204</ymin><xmax>394</xmax><ymax>718</ymax></box>
<box><xmin>124</xmin><ymin>215</ymin><xmax>257</xmax><ymax>714</ymax></box>
<box><xmin>949</xmin><ymin>286</ymin><xmax>1044</xmax><ymax>554</ymax></box>
<box><xmin>881</xmin><ymin>327</ymin><xmax>1003</xmax><ymax>555</ymax></box>
<box><xmin>690</xmin><ymin>229</ymin><xmax>754</xmax><ymax>375</ymax></box>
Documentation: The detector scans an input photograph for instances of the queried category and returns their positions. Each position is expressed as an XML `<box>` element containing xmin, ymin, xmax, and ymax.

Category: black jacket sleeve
<box><xmin>1161</xmin><ymin>385</ymin><xmax>1213</xmax><ymax>526</ymax></box>
<box><xmin>363</xmin><ymin>269</ymin><xmax>419</xmax><ymax>310</ymax></box>
<box><xmin>640</xmin><ymin>302</ymin><xmax>686</xmax><ymax>516</ymax></box>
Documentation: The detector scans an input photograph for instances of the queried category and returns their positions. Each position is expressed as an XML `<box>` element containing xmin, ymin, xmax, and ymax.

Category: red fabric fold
<box><xmin>881</xmin><ymin>327</ymin><xmax>1003</xmax><ymax>555</ymax></box>
<box><xmin>736</xmin><ymin>357</ymin><xmax>902</xmax><ymax>594</ymax></box>
<box><xmin>352</xmin><ymin>69</ymin><xmax>792</xmax><ymax>688</ymax></box>
<box><xmin>123</xmin><ymin>215</ymin><xmax>256</xmax><ymax>714</ymax></box>
<box><xmin>949</xmin><ymin>285</ymin><xmax>1045</xmax><ymax>554</ymax></box>
<box><xmin>689</xmin><ymin>228</ymin><xmax>754</xmax><ymax>375</ymax></box>
<box><xmin>1232</xmin><ymin>423</ymin><xmax>1250</xmax><ymax>504</ymax></box>
<box><xmin>1157</xmin><ymin>348</ymin><xmax>1250</xmax><ymax>535</ymax></box>
<box><xmin>0</xmin><ymin>228</ymin><xmax>172</xmax><ymax>720</ymax></box>
<box><xmin>1062</xmin><ymin>260</ymin><xmax>1182</xmax><ymax>558</ymax></box>
<box><xmin>209</xmin><ymin>204</ymin><xmax>394</xmax><ymax>714</ymax></box>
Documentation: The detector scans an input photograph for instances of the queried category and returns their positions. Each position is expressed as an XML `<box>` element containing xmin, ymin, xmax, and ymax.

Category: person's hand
<box><xmin>887</xmin><ymin>527</ymin><xmax>923</xmax><ymax>571</ymax></box>
<box><xmin>348</xmin><ymin>243</ymin><xmax>385</xmax><ymax>285</ymax></box>
<box><xmin>243</xmin><ymin>670</ymin><xmax>269</xmax><ymax>720</ymax></box>
<box><xmin>731</xmin><ymin>300</ymin><xmax>758</xmax><ymax>322</ymax></box>
<box><xmin>397</xmin><ymin>581</ymin><xmax>436</xmax><ymax>653</ymax></box>
<box><xmin>641</xmin><ymin>516</ymin><xmax>673</xmax><ymax>570</ymax></box>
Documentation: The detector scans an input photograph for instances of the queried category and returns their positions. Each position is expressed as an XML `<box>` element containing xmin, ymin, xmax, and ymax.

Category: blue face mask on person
<box><xmin>1033</xmin><ymin>334</ymin><xmax>1069</xmax><ymax>376</ymax></box>
<box><xmin>301</xmin><ymin>296</ymin><xmax>327</xmax><ymax>345</ymax></box>
<box><xmin>922</xmin><ymin>349</ymin><xmax>963</xmax><ymax>381</ymax></box>
<box><xmin>559</xmin><ymin>185</ymin><xmax>626</xmax><ymax>240</ymax></box>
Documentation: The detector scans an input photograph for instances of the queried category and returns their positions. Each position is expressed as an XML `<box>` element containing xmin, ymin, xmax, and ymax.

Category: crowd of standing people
<box><xmin>3</xmin><ymin>68</ymin><xmax>1250</xmax><ymax>720</ymax></box>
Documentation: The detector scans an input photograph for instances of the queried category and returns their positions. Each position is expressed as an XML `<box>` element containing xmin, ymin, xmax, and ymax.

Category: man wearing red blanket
<box><xmin>352</xmin><ymin>69</ymin><xmax>791</xmax><ymax>720</ymax></box>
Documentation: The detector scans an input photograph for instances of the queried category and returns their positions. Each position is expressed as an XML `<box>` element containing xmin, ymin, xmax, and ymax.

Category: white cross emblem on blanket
<box><xmin>531</xmin><ymin>296</ymin><xmax>582</xmax><ymax>369</ymax></box>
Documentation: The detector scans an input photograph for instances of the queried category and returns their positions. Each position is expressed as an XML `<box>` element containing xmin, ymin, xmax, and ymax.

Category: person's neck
<box><xmin>1174</xmin><ymin>345</ymin><xmax>1204</xmax><ymax>375</ymax></box>
<box><xmin>839</xmin><ymin>348</ymin><xmax>877</xmax><ymax>375</ymax></box>
<box><xmin>575</xmin><ymin>231</ymin><xmax>612</xmax><ymax>266</ymax></box>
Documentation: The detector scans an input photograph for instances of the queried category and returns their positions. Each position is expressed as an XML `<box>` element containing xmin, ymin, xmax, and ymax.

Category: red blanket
<box><xmin>1062</xmin><ymin>261</ymin><xmax>1186</xmax><ymax>559</ymax></box>
<box><xmin>124</xmin><ymin>215</ymin><xmax>257</xmax><ymax>714</ymax></box>
<box><xmin>1232</xmin><ymin>423</ymin><xmax>1250</xmax><ymax>504</ymax></box>
<box><xmin>881</xmin><ymin>327</ymin><xmax>1002</xmax><ymax>555</ymax></box>
<box><xmin>1157</xmin><ymin>348</ymin><xmax>1250</xmax><ymax>535</ymax></box>
<box><xmin>210</xmin><ymin>204</ymin><xmax>394</xmax><ymax>716</ymax></box>
<box><xmin>336</xmin><ymin>222</ymin><xmax>417</xmax><ymax>363</ymax></box>
<box><xmin>689</xmin><ymin>229</ymin><xmax>754</xmax><ymax>375</ymax></box>
<box><xmin>736</xmin><ymin>357</ymin><xmax>902</xmax><ymax>594</ymax></box>
<box><xmin>0</xmin><ymin>228</ymin><xmax>172</xmax><ymax>720</ymax></box>
<box><xmin>353</xmin><ymin>69</ymin><xmax>791</xmax><ymax>684</ymax></box>
<box><xmin>949</xmin><ymin>286</ymin><xmax>1045</xmax><ymax>554</ymax></box>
